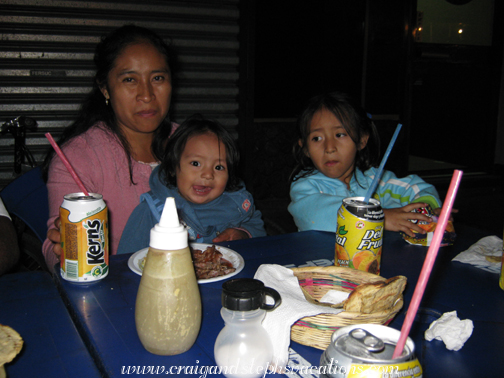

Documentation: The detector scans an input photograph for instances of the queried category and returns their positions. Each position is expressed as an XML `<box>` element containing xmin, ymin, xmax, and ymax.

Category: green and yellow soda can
<box><xmin>335</xmin><ymin>197</ymin><xmax>384</xmax><ymax>275</ymax></box>
<box><xmin>319</xmin><ymin>324</ymin><xmax>422</xmax><ymax>378</ymax></box>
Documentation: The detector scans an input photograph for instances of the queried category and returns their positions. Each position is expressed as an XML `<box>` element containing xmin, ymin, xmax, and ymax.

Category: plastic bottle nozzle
<box><xmin>149</xmin><ymin>197</ymin><xmax>188</xmax><ymax>249</ymax></box>
<box><xmin>159</xmin><ymin>197</ymin><xmax>180</xmax><ymax>228</ymax></box>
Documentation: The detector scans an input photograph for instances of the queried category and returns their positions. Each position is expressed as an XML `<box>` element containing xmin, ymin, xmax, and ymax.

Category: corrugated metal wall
<box><xmin>0</xmin><ymin>0</ymin><xmax>241</xmax><ymax>188</ymax></box>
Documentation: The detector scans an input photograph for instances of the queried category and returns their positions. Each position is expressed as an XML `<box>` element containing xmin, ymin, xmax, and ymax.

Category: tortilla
<box><xmin>343</xmin><ymin>275</ymin><xmax>407</xmax><ymax>314</ymax></box>
<box><xmin>0</xmin><ymin>324</ymin><xmax>23</xmax><ymax>366</ymax></box>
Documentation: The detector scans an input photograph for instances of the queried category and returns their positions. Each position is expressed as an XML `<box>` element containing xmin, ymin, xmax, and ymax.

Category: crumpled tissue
<box><xmin>254</xmin><ymin>264</ymin><xmax>344</xmax><ymax>370</ymax></box>
<box><xmin>452</xmin><ymin>235</ymin><xmax>503</xmax><ymax>273</ymax></box>
<box><xmin>424</xmin><ymin>311</ymin><xmax>473</xmax><ymax>351</ymax></box>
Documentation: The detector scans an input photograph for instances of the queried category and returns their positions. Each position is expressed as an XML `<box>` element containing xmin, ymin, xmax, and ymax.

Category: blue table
<box><xmin>53</xmin><ymin>224</ymin><xmax>503</xmax><ymax>377</ymax></box>
<box><xmin>0</xmin><ymin>271</ymin><xmax>101</xmax><ymax>378</ymax></box>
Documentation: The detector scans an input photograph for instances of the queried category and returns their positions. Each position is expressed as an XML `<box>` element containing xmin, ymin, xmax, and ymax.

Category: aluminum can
<box><xmin>60</xmin><ymin>193</ymin><xmax>109</xmax><ymax>283</ymax></box>
<box><xmin>319</xmin><ymin>324</ymin><xmax>422</xmax><ymax>378</ymax></box>
<box><xmin>335</xmin><ymin>197</ymin><xmax>384</xmax><ymax>275</ymax></box>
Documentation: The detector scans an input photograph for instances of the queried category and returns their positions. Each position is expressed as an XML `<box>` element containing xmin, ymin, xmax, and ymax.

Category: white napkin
<box><xmin>424</xmin><ymin>311</ymin><xmax>473</xmax><ymax>351</ymax></box>
<box><xmin>320</xmin><ymin>290</ymin><xmax>349</xmax><ymax>305</ymax></box>
<box><xmin>452</xmin><ymin>236</ymin><xmax>503</xmax><ymax>273</ymax></box>
<box><xmin>254</xmin><ymin>264</ymin><xmax>343</xmax><ymax>370</ymax></box>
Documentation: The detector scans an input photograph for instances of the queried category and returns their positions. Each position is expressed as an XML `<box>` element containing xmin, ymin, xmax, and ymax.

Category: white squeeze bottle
<box><xmin>135</xmin><ymin>197</ymin><xmax>201</xmax><ymax>355</ymax></box>
<box><xmin>214</xmin><ymin>278</ymin><xmax>281</xmax><ymax>378</ymax></box>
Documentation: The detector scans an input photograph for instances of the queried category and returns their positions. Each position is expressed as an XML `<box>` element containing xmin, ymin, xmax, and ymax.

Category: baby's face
<box><xmin>176</xmin><ymin>132</ymin><xmax>229</xmax><ymax>204</ymax></box>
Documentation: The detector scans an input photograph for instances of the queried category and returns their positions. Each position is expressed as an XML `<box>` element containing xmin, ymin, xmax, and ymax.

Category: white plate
<box><xmin>127</xmin><ymin>243</ymin><xmax>244</xmax><ymax>284</ymax></box>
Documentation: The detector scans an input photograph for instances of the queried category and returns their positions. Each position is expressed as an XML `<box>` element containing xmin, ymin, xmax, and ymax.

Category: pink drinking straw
<box><xmin>392</xmin><ymin>169</ymin><xmax>463</xmax><ymax>359</ymax></box>
<box><xmin>45</xmin><ymin>132</ymin><xmax>90</xmax><ymax>196</ymax></box>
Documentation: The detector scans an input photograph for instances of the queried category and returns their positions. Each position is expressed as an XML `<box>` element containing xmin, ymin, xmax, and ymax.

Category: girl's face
<box><xmin>100</xmin><ymin>41</ymin><xmax>172</xmax><ymax>139</ymax></box>
<box><xmin>176</xmin><ymin>132</ymin><xmax>229</xmax><ymax>204</ymax></box>
<box><xmin>303</xmin><ymin>108</ymin><xmax>366</xmax><ymax>186</ymax></box>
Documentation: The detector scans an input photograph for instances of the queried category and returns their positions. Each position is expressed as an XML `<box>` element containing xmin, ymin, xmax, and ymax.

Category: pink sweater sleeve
<box><xmin>43</xmin><ymin>123</ymin><xmax>175</xmax><ymax>273</ymax></box>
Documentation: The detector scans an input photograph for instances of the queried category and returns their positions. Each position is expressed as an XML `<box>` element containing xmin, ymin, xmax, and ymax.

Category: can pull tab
<box><xmin>349</xmin><ymin>328</ymin><xmax>385</xmax><ymax>353</ymax></box>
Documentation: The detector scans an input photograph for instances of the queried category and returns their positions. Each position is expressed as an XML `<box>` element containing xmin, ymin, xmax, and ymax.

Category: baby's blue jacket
<box><xmin>118</xmin><ymin>166</ymin><xmax>266</xmax><ymax>254</ymax></box>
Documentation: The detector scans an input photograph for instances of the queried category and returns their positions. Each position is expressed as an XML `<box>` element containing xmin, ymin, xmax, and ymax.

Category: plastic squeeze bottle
<box><xmin>214</xmin><ymin>278</ymin><xmax>281</xmax><ymax>378</ymax></box>
<box><xmin>135</xmin><ymin>197</ymin><xmax>201</xmax><ymax>355</ymax></box>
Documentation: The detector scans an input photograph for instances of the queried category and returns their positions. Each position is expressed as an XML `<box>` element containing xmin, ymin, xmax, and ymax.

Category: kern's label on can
<box><xmin>335</xmin><ymin>197</ymin><xmax>384</xmax><ymax>275</ymax></box>
<box><xmin>320</xmin><ymin>325</ymin><xmax>422</xmax><ymax>378</ymax></box>
<box><xmin>60</xmin><ymin>193</ymin><xmax>109</xmax><ymax>283</ymax></box>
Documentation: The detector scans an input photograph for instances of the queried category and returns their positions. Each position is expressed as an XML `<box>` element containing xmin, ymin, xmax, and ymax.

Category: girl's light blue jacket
<box><xmin>288</xmin><ymin>167</ymin><xmax>441</xmax><ymax>232</ymax></box>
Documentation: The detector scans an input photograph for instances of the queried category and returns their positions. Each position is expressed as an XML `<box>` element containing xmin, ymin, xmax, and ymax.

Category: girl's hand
<box><xmin>383</xmin><ymin>203</ymin><xmax>433</xmax><ymax>237</ymax></box>
<box><xmin>47</xmin><ymin>217</ymin><xmax>62</xmax><ymax>260</ymax></box>
<box><xmin>433</xmin><ymin>207</ymin><xmax>458</xmax><ymax>221</ymax></box>
<box><xmin>212</xmin><ymin>228</ymin><xmax>249</xmax><ymax>243</ymax></box>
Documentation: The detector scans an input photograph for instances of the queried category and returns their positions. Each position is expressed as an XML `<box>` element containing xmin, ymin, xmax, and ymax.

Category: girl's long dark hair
<box><xmin>290</xmin><ymin>91</ymin><xmax>380</xmax><ymax>182</ymax></box>
<box><xmin>160</xmin><ymin>114</ymin><xmax>241</xmax><ymax>192</ymax></box>
<box><xmin>42</xmin><ymin>24</ymin><xmax>174</xmax><ymax>183</ymax></box>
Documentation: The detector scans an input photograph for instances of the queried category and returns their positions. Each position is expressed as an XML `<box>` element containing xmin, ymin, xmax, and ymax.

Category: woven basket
<box><xmin>290</xmin><ymin>266</ymin><xmax>404</xmax><ymax>350</ymax></box>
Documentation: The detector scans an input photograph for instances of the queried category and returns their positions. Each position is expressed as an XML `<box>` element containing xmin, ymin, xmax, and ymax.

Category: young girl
<box><xmin>118</xmin><ymin>116</ymin><xmax>266</xmax><ymax>254</ymax></box>
<box><xmin>288</xmin><ymin>91</ymin><xmax>443</xmax><ymax>237</ymax></box>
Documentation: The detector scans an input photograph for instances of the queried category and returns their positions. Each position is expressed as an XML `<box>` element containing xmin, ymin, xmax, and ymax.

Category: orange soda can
<box><xmin>60</xmin><ymin>193</ymin><xmax>109</xmax><ymax>283</ymax></box>
<box><xmin>335</xmin><ymin>197</ymin><xmax>384</xmax><ymax>275</ymax></box>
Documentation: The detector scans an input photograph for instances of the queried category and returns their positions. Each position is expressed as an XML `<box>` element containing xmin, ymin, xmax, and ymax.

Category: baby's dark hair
<box><xmin>159</xmin><ymin>115</ymin><xmax>241</xmax><ymax>191</ymax></box>
<box><xmin>290</xmin><ymin>91</ymin><xmax>380</xmax><ymax>181</ymax></box>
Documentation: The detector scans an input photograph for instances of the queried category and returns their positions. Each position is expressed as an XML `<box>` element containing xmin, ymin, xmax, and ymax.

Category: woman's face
<box><xmin>101</xmin><ymin>41</ymin><xmax>172</xmax><ymax>138</ymax></box>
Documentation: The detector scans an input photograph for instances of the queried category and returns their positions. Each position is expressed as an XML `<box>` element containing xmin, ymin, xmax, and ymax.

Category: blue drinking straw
<box><xmin>363</xmin><ymin>123</ymin><xmax>403</xmax><ymax>203</ymax></box>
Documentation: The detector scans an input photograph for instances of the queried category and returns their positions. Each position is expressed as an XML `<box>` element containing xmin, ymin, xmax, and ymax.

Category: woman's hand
<box><xmin>212</xmin><ymin>228</ymin><xmax>249</xmax><ymax>243</ymax></box>
<box><xmin>383</xmin><ymin>203</ymin><xmax>432</xmax><ymax>237</ymax></box>
<box><xmin>47</xmin><ymin>217</ymin><xmax>62</xmax><ymax>260</ymax></box>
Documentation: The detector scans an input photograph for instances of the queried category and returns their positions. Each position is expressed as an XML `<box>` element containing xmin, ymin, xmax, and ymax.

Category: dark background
<box><xmin>254</xmin><ymin>1</ymin><xmax>367</xmax><ymax>117</ymax></box>
<box><xmin>247</xmin><ymin>0</ymin><xmax>503</xmax><ymax>236</ymax></box>
<box><xmin>251</xmin><ymin>0</ymin><xmax>502</xmax><ymax>174</ymax></box>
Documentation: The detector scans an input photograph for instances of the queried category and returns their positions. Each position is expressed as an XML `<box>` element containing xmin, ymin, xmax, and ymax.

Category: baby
<box><xmin>118</xmin><ymin>115</ymin><xmax>266</xmax><ymax>254</ymax></box>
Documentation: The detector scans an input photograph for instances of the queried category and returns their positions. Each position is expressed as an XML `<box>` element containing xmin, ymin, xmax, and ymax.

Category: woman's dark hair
<box><xmin>160</xmin><ymin>115</ymin><xmax>241</xmax><ymax>191</ymax></box>
<box><xmin>42</xmin><ymin>24</ymin><xmax>174</xmax><ymax>183</ymax></box>
<box><xmin>290</xmin><ymin>91</ymin><xmax>380</xmax><ymax>182</ymax></box>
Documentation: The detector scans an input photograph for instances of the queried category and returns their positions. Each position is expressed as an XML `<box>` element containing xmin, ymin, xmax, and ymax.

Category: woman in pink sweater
<box><xmin>43</xmin><ymin>25</ymin><xmax>176</xmax><ymax>272</ymax></box>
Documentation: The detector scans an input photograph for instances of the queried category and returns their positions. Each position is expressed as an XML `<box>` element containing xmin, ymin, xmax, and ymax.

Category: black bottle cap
<box><xmin>221</xmin><ymin>278</ymin><xmax>281</xmax><ymax>311</ymax></box>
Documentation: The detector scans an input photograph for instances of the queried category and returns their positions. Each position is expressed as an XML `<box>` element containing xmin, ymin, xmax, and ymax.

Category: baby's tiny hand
<box><xmin>212</xmin><ymin>228</ymin><xmax>249</xmax><ymax>243</ymax></box>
